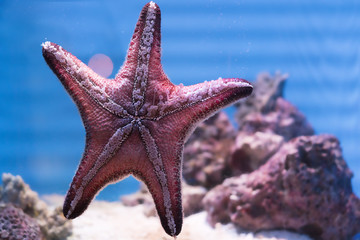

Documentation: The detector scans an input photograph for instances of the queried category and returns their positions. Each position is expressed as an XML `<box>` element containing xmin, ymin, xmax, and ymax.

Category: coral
<box><xmin>183</xmin><ymin>112</ymin><xmax>236</xmax><ymax>188</ymax></box>
<box><xmin>0</xmin><ymin>204</ymin><xmax>42</xmax><ymax>240</ymax></box>
<box><xmin>0</xmin><ymin>173</ymin><xmax>41</xmax><ymax>217</ymax></box>
<box><xmin>38</xmin><ymin>206</ymin><xmax>72</xmax><ymax>240</ymax></box>
<box><xmin>235</xmin><ymin>72</ymin><xmax>314</xmax><ymax>140</ymax></box>
<box><xmin>182</xmin><ymin>73</ymin><xmax>314</xmax><ymax>191</ymax></box>
<box><xmin>181</xmin><ymin>183</ymin><xmax>207</xmax><ymax>217</ymax></box>
<box><xmin>203</xmin><ymin>135</ymin><xmax>360</xmax><ymax>240</ymax></box>
<box><xmin>229</xmin><ymin>132</ymin><xmax>284</xmax><ymax>175</ymax></box>
<box><xmin>238</xmin><ymin>98</ymin><xmax>314</xmax><ymax>141</ymax></box>
<box><xmin>0</xmin><ymin>173</ymin><xmax>72</xmax><ymax>240</ymax></box>
<box><xmin>235</xmin><ymin>72</ymin><xmax>287</xmax><ymax>119</ymax></box>
<box><xmin>229</xmin><ymin>72</ymin><xmax>314</xmax><ymax>176</ymax></box>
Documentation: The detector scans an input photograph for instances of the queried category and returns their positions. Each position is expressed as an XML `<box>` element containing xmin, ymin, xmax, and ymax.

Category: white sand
<box><xmin>56</xmin><ymin>199</ymin><xmax>312</xmax><ymax>240</ymax></box>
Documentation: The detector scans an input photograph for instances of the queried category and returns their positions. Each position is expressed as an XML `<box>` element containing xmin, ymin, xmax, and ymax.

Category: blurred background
<box><xmin>0</xmin><ymin>0</ymin><xmax>359</xmax><ymax>200</ymax></box>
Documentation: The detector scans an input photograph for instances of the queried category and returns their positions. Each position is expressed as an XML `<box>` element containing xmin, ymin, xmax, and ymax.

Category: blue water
<box><xmin>0</xmin><ymin>0</ymin><xmax>359</xmax><ymax>201</ymax></box>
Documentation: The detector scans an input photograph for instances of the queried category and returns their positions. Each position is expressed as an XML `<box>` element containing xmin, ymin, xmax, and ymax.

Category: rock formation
<box><xmin>181</xmin><ymin>73</ymin><xmax>359</xmax><ymax>239</ymax></box>
<box><xmin>183</xmin><ymin>111</ymin><xmax>236</xmax><ymax>188</ymax></box>
<box><xmin>235</xmin><ymin>72</ymin><xmax>314</xmax><ymax>140</ymax></box>
<box><xmin>203</xmin><ymin>135</ymin><xmax>360</xmax><ymax>240</ymax></box>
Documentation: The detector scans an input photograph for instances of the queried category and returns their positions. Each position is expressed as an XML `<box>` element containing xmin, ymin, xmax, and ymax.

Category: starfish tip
<box><xmin>41</xmin><ymin>41</ymin><xmax>53</xmax><ymax>54</ymax></box>
<box><xmin>144</xmin><ymin>1</ymin><xmax>160</xmax><ymax>14</ymax></box>
<box><xmin>148</xmin><ymin>1</ymin><xmax>157</xmax><ymax>9</ymax></box>
<box><xmin>241</xmin><ymin>79</ymin><xmax>254</xmax><ymax>95</ymax></box>
<box><xmin>41</xmin><ymin>41</ymin><xmax>50</xmax><ymax>48</ymax></box>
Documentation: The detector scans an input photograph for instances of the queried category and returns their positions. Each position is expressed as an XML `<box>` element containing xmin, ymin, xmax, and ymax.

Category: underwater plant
<box><xmin>42</xmin><ymin>1</ymin><xmax>252</xmax><ymax>237</ymax></box>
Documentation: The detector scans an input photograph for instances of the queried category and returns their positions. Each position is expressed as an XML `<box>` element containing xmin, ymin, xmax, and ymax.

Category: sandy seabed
<box><xmin>48</xmin><ymin>199</ymin><xmax>312</xmax><ymax>240</ymax></box>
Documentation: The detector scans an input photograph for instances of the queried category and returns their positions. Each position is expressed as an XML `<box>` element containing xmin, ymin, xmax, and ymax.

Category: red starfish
<box><xmin>42</xmin><ymin>1</ymin><xmax>252</xmax><ymax>237</ymax></box>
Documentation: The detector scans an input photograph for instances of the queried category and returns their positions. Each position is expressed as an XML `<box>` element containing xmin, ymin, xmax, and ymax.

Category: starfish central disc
<box><xmin>42</xmin><ymin>1</ymin><xmax>252</xmax><ymax>237</ymax></box>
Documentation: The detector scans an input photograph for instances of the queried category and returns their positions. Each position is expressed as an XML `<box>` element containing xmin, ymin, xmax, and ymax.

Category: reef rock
<box><xmin>0</xmin><ymin>173</ymin><xmax>72</xmax><ymax>240</ymax></box>
<box><xmin>228</xmin><ymin>73</ymin><xmax>314</xmax><ymax>176</ymax></box>
<box><xmin>235</xmin><ymin>72</ymin><xmax>286</xmax><ymax>120</ymax></box>
<box><xmin>203</xmin><ymin>135</ymin><xmax>360</xmax><ymax>240</ymax></box>
<box><xmin>182</xmin><ymin>183</ymin><xmax>207</xmax><ymax>217</ymax></box>
<box><xmin>0</xmin><ymin>204</ymin><xmax>43</xmax><ymax>240</ymax></box>
<box><xmin>235</xmin><ymin>72</ymin><xmax>314</xmax><ymax>141</ymax></box>
<box><xmin>122</xmin><ymin>182</ymin><xmax>207</xmax><ymax>217</ymax></box>
<box><xmin>183</xmin><ymin>112</ymin><xmax>235</xmax><ymax>188</ymax></box>
<box><xmin>229</xmin><ymin>132</ymin><xmax>284</xmax><ymax>175</ymax></box>
<box><xmin>121</xmin><ymin>183</ymin><xmax>157</xmax><ymax>217</ymax></box>
<box><xmin>182</xmin><ymin>73</ymin><xmax>315</xmax><ymax>189</ymax></box>
<box><xmin>238</xmin><ymin>98</ymin><xmax>314</xmax><ymax>141</ymax></box>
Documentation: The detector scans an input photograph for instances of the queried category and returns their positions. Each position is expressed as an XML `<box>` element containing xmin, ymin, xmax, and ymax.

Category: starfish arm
<box><xmin>116</xmin><ymin>2</ymin><xmax>172</xmax><ymax>115</ymax></box>
<box><xmin>177</xmin><ymin>78</ymin><xmax>252</xmax><ymax>140</ymax></box>
<box><xmin>64</xmin><ymin>120</ymin><xmax>183</xmax><ymax>238</ymax></box>
<box><xmin>146</xmin><ymin>78</ymin><xmax>253</xmax><ymax>121</ymax></box>
<box><xmin>138</xmin><ymin>121</ymin><xmax>182</xmax><ymax>236</ymax></box>
<box><xmin>63</xmin><ymin>122</ymin><xmax>133</xmax><ymax>219</ymax></box>
<box><xmin>117</xmin><ymin>2</ymin><xmax>162</xmax><ymax>81</ymax></box>
<box><xmin>42</xmin><ymin>42</ymin><xmax>130</xmax><ymax>118</ymax></box>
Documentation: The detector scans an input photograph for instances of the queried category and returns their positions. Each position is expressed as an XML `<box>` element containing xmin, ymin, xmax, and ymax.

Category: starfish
<box><xmin>42</xmin><ymin>1</ymin><xmax>252</xmax><ymax>237</ymax></box>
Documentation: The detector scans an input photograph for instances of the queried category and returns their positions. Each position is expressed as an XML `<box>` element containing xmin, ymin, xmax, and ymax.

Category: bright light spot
<box><xmin>88</xmin><ymin>53</ymin><xmax>114</xmax><ymax>78</ymax></box>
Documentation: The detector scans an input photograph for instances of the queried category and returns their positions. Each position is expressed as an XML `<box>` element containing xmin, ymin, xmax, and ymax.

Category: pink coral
<box><xmin>0</xmin><ymin>204</ymin><xmax>42</xmax><ymax>240</ymax></box>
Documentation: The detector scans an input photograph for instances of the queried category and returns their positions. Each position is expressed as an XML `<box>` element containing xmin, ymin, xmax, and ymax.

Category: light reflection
<box><xmin>88</xmin><ymin>53</ymin><xmax>114</xmax><ymax>78</ymax></box>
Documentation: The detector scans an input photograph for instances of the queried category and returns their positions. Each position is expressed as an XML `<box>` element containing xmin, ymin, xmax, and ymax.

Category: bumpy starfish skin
<box><xmin>42</xmin><ymin>1</ymin><xmax>252</xmax><ymax>237</ymax></box>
